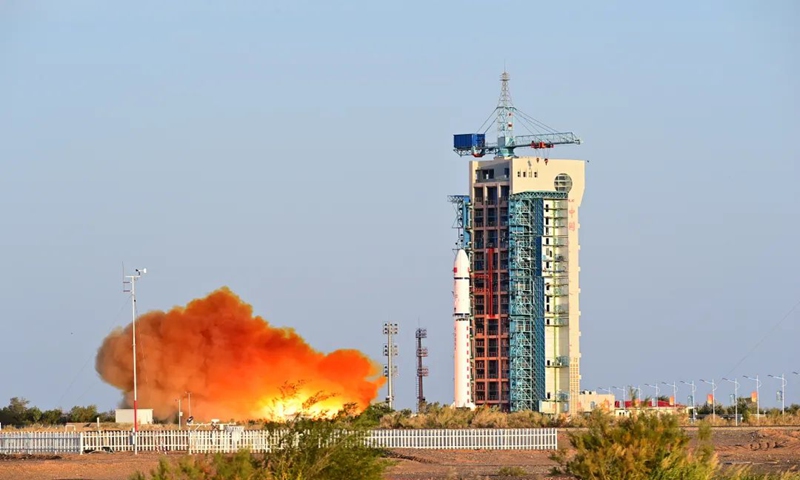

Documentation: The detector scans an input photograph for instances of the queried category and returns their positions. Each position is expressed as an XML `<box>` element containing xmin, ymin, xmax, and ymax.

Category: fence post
<box><xmin>79</xmin><ymin>432</ymin><xmax>84</xmax><ymax>455</ymax></box>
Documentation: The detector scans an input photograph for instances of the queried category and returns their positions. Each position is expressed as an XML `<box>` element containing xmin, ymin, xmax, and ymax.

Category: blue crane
<box><xmin>453</xmin><ymin>72</ymin><xmax>581</xmax><ymax>159</ymax></box>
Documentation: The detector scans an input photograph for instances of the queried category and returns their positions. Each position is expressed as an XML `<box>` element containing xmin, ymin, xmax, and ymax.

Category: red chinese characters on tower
<box><xmin>568</xmin><ymin>208</ymin><xmax>576</xmax><ymax>231</ymax></box>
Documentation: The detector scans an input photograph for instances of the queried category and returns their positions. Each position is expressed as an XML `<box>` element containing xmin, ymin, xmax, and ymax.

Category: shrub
<box><xmin>497</xmin><ymin>465</ymin><xmax>527</xmax><ymax>476</ymax></box>
<box><xmin>132</xmin><ymin>384</ymin><xmax>391</xmax><ymax>480</ymax></box>
<box><xmin>551</xmin><ymin>410</ymin><xmax>718</xmax><ymax>480</ymax></box>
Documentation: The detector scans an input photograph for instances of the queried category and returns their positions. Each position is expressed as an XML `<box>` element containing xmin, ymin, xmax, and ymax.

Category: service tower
<box><xmin>449</xmin><ymin>72</ymin><xmax>586</xmax><ymax>415</ymax></box>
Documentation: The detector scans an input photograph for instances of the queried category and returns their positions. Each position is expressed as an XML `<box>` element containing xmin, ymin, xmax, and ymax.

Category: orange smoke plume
<box><xmin>95</xmin><ymin>287</ymin><xmax>385</xmax><ymax>421</ymax></box>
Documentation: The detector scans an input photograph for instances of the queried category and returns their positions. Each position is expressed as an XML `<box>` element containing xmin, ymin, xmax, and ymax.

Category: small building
<box><xmin>576</xmin><ymin>391</ymin><xmax>616</xmax><ymax>413</ymax></box>
<box><xmin>115</xmin><ymin>408</ymin><xmax>154</xmax><ymax>425</ymax></box>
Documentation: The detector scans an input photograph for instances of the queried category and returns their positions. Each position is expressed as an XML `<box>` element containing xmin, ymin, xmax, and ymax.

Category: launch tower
<box><xmin>449</xmin><ymin>72</ymin><xmax>586</xmax><ymax>415</ymax></box>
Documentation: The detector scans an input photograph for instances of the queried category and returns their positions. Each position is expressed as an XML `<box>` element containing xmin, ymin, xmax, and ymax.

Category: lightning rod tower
<box><xmin>383</xmin><ymin>323</ymin><xmax>399</xmax><ymax>409</ymax></box>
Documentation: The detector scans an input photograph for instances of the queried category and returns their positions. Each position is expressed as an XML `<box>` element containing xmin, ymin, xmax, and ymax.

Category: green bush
<box><xmin>551</xmin><ymin>410</ymin><xmax>718</xmax><ymax>480</ymax></box>
<box><xmin>132</xmin><ymin>385</ymin><xmax>391</xmax><ymax>480</ymax></box>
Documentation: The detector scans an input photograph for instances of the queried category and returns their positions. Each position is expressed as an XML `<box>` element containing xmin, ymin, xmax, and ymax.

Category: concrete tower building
<box><xmin>449</xmin><ymin>72</ymin><xmax>586</xmax><ymax>415</ymax></box>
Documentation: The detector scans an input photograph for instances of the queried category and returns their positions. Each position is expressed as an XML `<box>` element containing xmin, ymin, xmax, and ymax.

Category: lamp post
<box><xmin>681</xmin><ymin>380</ymin><xmax>697</xmax><ymax>422</ymax></box>
<box><xmin>645</xmin><ymin>383</ymin><xmax>660</xmax><ymax>410</ymax></box>
<box><xmin>743</xmin><ymin>375</ymin><xmax>761</xmax><ymax>421</ymax></box>
<box><xmin>186</xmin><ymin>391</ymin><xmax>192</xmax><ymax>422</ymax></box>
<box><xmin>662</xmin><ymin>381</ymin><xmax>678</xmax><ymax>408</ymax></box>
<box><xmin>700</xmin><ymin>379</ymin><xmax>717</xmax><ymax>417</ymax></box>
<box><xmin>123</xmin><ymin>267</ymin><xmax>147</xmax><ymax>455</ymax></box>
<box><xmin>768</xmin><ymin>374</ymin><xmax>786</xmax><ymax>416</ymax></box>
<box><xmin>613</xmin><ymin>386</ymin><xmax>627</xmax><ymax>411</ymax></box>
<box><xmin>722</xmin><ymin>377</ymin><xmax>739</xmax><ymax>426</ymax></box>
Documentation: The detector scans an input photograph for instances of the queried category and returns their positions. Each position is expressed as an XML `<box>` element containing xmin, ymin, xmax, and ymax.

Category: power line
<box><xmin>723</xmin><ymin>295</ymin><xmax>800</xmax><ymax>378</ymax></box>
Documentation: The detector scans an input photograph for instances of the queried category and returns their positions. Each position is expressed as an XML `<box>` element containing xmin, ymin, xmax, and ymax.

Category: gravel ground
<box><xmin>1</xmin><ymin>428</ymin><xmax>799</xmax><ymax>480</ymax></box>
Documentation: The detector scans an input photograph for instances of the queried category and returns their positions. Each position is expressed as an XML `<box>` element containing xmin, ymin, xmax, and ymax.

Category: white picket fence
<box><xmin>0</xmin><ymin>428</ymin><xmax>557</xmax><ymax>454</ymax></box>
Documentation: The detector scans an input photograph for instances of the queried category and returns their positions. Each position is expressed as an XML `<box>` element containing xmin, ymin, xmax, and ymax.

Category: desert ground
<box><xmin>1</xmin><ymin>427</ymin><xmax>799</xmax><ymax>480</ymax></box>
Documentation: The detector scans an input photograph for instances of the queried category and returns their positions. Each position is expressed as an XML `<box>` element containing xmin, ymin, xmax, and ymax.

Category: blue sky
<box><xmin>1</xmin><ymin>0</ymin><xmax>797</xmax><ymax>413</ymax></box>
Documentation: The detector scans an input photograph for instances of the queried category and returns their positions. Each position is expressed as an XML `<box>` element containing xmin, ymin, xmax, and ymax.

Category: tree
<box><xmin>551</xmin><ymin>411</ymin><xmax>717</xmax><ymax>480</ymax></box>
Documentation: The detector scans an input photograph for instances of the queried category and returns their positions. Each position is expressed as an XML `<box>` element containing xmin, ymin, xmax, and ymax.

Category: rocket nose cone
<box><xmin>454</xmin><ymin>249</ymin><xmax>470</xmax><ymax>274</ymax></box>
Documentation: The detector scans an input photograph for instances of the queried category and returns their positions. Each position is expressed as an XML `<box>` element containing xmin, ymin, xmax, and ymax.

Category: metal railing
<box><xmin>0</xmin><ymin>428</ymin><xmax>558</xmax><ymax>453</ymax></box>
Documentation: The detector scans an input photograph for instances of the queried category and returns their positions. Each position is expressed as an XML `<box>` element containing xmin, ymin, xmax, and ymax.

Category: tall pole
<box><xmin>415</xmin><ymin>328</ymin><xmax>429</xmax><ymax>413</ymax></box>
<box><xmin>177</xmin><ymin>397</ymin><xmax>182</xmax><ymax>430</ymax></box>
<box><xmin>681</xmin><ymin>380</ymin><xmax>697</xmax><ymax>422</ymax></box>
<box><xmin>123</xmin><ymin>267</ymin><xmax>146</xmax><ymax>455</ymax></box>
<box><xmin>723</xmin><ymin>377</ymin><xmax>739</xmax><ymax>426</ymax></box>
<box><xmin>744</xmin><ymin>375</ymin><xmax>761</xmax><ymax>421</ymax></box>
<box><xmin>613</xmin><ymin>386</ymin><xmax>627</xmax><ymax>411</ymax></box>
<box><xmin>383</xmin><ymin>323</ymin><xmax>398</xmax><ymax>410</ymax></box>
<box><xmin>645</xmin><ymin>383</ymin><xmax>660</xmax><ymax>410</ymax></box>
<box><xmin>187</xmin><ymin>391</ymin><xmax>192</xmax><ymax>420</ymax></box>
<box><xmin>662</xmin><ymin>381</ymin><xmax>678</xmax><ymax>408</ymax></box>
<box><xmin>768</xmin><ymin>374</ymin><xmax>786</xmax><ymax>416</ymax></box>
<box><xmin>700</xmin><ymin>379</ymin><xmax>717</xmax><ymax>417</ymax></box>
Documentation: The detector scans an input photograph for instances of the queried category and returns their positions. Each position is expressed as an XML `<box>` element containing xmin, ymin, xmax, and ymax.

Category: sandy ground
<box><xmin>1</xmin><ymin>428</ymin><xmax>799</xmax><ymax>480</ymax></box>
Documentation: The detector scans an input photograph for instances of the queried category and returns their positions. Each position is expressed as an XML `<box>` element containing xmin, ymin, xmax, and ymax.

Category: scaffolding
<box><xmin>448</xmin><ymin>195</ymin><xmax>472</xmax><ymax>251</ymax></box>
<box><xmin>508</xmin><ymin>191</ymin><xmax>568</xmax><ymax>412</ymax></box>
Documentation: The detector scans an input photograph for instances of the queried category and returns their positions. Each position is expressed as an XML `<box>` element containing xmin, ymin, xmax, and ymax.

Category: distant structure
<box><xmin>382</xmin><ymin>323</ymin><xmax>399</xmax><ymax>409</ymax></box>
<box><xmin>449</xmin><ymin>72</ymin><xmax>586</xmax><ymax>415</ymax></box>
<box><xmin>115</xmin><ymin>408</ymin><xmax>154</xmax><ymax>425</ymax></box>
<box><xmin>415</xmin><ymin>328</ymin><xmax>429</xmax><ymax>412</ymax></box>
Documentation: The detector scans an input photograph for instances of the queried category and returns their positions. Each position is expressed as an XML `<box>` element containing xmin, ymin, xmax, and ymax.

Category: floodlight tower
<box><xmin>415</xmin><ymin>328</ymin><xmax>429</xmax><ymax>412</ymax></box>
<box><xmin>123</xmin><ymin>267</ymin><xmax>147</xmax><ymax>455</ymax></box>
<box><xmin>383</xmin><ymin>323</ymin><xmax>399</xmax><ymax>409</ymax></box>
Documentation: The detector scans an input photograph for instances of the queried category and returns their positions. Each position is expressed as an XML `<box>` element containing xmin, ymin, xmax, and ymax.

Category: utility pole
<box><xmin>383</xmin><ymin>323</ymin><xmax>399</xmax><ymax>410</ymax></box>
<box><xmin>722</xmin><ymin>377</ymin><xmax>740</xmax><ymax>426</ymax></box>
<box><xmin>681</xmin><ymin>380</ymin><xmax>697</xmax><ymax>422</ymax></box>
<box><xmin>768</xmin><ymin>374</ymin><xmax>786</xmax><ymax>416</ymax></box>
<box><xmin>123</xmin><ymin>267</ymin><xmax>147</xmax><ymax>455</ymax></box>
<box><xmin>415</xmin><ymin>328</ymin><xmax>429</xmax><ymax>413</ymax></box>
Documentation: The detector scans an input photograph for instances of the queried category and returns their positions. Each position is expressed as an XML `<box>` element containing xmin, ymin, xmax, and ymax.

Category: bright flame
<box><xmin>95</xmin><ymin>287</ymin><xmax>385</xmax><ymax>421</ymax></box>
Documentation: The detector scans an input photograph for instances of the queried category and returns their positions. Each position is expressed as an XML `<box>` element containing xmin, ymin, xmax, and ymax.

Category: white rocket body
<box><xmin>453</xmin><ymin>249</ymin><xmax>475</xmax><ymax>409</ymax></box>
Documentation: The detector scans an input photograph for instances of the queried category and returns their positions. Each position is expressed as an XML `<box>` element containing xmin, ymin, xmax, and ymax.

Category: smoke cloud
<box><xmin>95</xmin><ymin>287</ymin><xmax>385</xmax><ymax>421</ymax></box>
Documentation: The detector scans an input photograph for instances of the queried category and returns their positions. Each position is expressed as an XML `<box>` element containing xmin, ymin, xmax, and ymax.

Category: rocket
<box><xmin>453</xmin><ymin>249</ymin><xmax>475</xmax><ymax>409</ymax></box>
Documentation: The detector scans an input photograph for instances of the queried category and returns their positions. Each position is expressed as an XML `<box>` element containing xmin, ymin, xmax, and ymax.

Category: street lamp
<box><xmin>645</xmin><ymin>383</ymin><xmax>660</xmax><ymax>409</ymax></box>
<box><xmin>700</xmin><ymin>379</ymin><xmax>717</xmax><ymax>417</ymax></box>
<box><xmin>662</xmin><ymin>381</ymin><xmax>678</xmax><ymax>407</ymax></box>
<box><xmin>768</xmin><ymin>374</ymin><xmax>786</xmax><ymax>416</ymax></box>
<box><xmin>743</xmin><ymin>375</ymin><xmax>761</xmax><ymax>421</ymax></box>
<box><xmin>722</xmin><ymin>377</ymin><xmax>739</xmax><ymax>426</ymax></box>
<box><xmin>681</xmin><ymin>380</ymin><xmax>697</xmax><ymax>422</ymax></box>
<box><xmin>613</xmin><ymin>386</ymin><xmax>627</xmax><ymax>411</ymax></box>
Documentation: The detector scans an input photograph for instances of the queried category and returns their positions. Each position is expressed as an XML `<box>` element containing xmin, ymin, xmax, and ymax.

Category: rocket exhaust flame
<box><xmin>95</xmin><ymin>287</ymin><xmax>385</xmax><ymax>421</ymax></box>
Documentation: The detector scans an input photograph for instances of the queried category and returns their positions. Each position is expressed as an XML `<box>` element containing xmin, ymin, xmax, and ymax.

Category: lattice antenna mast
<box><xmin>496</xmin><ymin>71</ymin><xmax>516</xmax><ymax>158</ymax></box>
